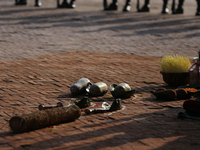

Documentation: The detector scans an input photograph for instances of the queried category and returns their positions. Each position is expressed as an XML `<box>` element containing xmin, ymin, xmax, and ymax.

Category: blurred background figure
<box><xmin>137</xmin><ymin>0</ymin><xmax>150</xmax><ymax>12</ymax></box>
<box><xmin>123</xmin><ymin>0</ymin><xmax>131</xmax><ymax>12</ymax></box>
<box><xmin>162</xmin><ymin>0</ymin><xmax>200</xmax><ymax>16</ymax></box>
<box><xmin>162</xmin><ymin>0</ymin><xmax>169</xmax><ymax>14</ymax></box>
<box><xmin>103</xmin><ymin>0</ymin><xmax>131</xmax><ymax>11</ymax></box>
<box><xmin>161</xmin><ymin>0</ymin><xmax>184</xmax><ymax>14</ymax></box>
<box><xmin>57</xmin><ymin>0</ymin><xmax>76</xmax><ymax>8</ymax></box>
<box><xmin>35</xmin><ymin>0</ymin><xmax>42</xmax><ymax>6</ymax></box>
<box><xmin>103</xmin><ymin>0</ymin><xmax>118</xmax><ymax>11</ymax></box>
<box><xmin>195</xmin><ymin>0</ymin><xmax>200</xmax><ymax>15</ymax></box>
<box><xmin>172</xmin><ymin>0</ymin><xmax>184</xmax><ymax>14</ymax></box>
<box><xmin>15</xmin><ymin>0</ymin><xmax>27</xmax><ymax>5</ymax></box>
<box><xmin>103</xmin><ymin>0</ymin><xmax>150</xmax><ymax>12</ymax></box>
<box><xmin>15</xmin><ymin>0</ymin><xmax>42</xmax><ymax>6</ymax></box>
<box><xmin>15</xmin><ymin>0</ymin><xmax>76</xmax><ymax>8</ymax></box>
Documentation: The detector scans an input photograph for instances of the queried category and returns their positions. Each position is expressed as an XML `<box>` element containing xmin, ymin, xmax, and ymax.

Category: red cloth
<box><xmin>183</xmin><ymin>99</ymin><xmax>200</xmax><ymax>110</ymax></box>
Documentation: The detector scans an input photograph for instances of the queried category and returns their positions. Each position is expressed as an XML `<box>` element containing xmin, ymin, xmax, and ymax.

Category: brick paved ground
<box><xmin>1</xmin><ymin>0</ymin><xmax>200</xmax><ymax>150</ymax></box>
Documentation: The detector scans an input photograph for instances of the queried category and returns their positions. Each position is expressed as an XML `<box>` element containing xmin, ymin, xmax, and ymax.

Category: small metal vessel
<box><xmin>87</xmin><ymin>82</ymin><xmax>108</xmax><ymax>97</ymax></box>
<box><xmin>70</xmin><ymin>78</ymin><xmax>91</xmax><ymax>95</ymax></box>
<box><xmin>110</xmin><ymin>83</ymin><xmax>135</xmax><ymax>98</ymax></box>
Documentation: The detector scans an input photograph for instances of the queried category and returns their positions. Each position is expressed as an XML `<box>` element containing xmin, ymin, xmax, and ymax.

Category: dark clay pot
<box><xmin>160</xmin><ymin>71</ymin><xmax>190</xmax><ymax>87</ymax></box>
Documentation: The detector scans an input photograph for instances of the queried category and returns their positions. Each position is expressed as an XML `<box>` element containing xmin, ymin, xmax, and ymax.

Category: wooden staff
<box><xmin>9</xmin><ymin>105</ymin><xmax>81</xmax><ymax>133</ymax></box>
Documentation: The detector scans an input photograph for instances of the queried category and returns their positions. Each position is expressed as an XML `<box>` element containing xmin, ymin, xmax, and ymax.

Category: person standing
<box><xmin>15</xmin><ymin>0</ymin><xmax>26</xmax><ymax>5</ymax></box>
<box><xmin>161</xmin><ymin>0</ymin><xmax>184</xmax><ymax>14</ymax></box>
<box><xmin>162</xmin><ymin>0</ymin><xmax>169</xmax><ymax>14</ymax></box>
<box><xmin>103</xmin><ymin>0</ymin><xmax>131</xmax><ymax>11</ymax></box>
<box><xmin>162</xmin><ymin>0</ymin><xmax>200</xmax><ymax>16</ymax></box>
<box><xmin>104</xmin><ymin>0</ymin><xmax>118</xmax><ymax>10</ymax></box>
<box><xmin>104</xmin><ymin>0</ymin><xmax>150</xmax><ymax>12</ymax></box>
<box><xmin>15</xmin><ymin>0</ymin><xmax>41</xmax><ymax>6</ymax></box>
<box><xmin>172</xmin><ymin>0</ymin><xmax>184</xmax><ymax>14</ymax></box>
<box><xmin>15</xmin><ymin>0</ymin><xmax>76</xmax><ymax>8</ymax></box>
<box><xmin>123</xmin><ymin>0</ymin><xmax>131</xmax><ymax>12</ymax></box>
<box><xmin>137</xmin><ymin>0</ymin><xmax>150</xmax><ymax>12</ymax></box>
<box><xmin>196</xmin><ymin>0</ymin><xmax>200</xmax><ymax>15</ymax></box>
<box><xmin>57</xmin><ymin>0</ymin><xmax>76</xmax><ymax>8</ymax></box>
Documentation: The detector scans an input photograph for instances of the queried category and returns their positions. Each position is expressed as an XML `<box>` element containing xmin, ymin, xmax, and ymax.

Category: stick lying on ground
<box><xmin>9</xmin><ymin>105</ymin><xmax>81</xmax><ymax>133</ymax></box>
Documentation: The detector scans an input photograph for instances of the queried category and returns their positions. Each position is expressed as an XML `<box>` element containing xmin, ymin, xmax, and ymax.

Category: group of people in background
<box><xmin>15</xmin><ymin>0</ymin><xmax>76</xmax><ymax>8</ymax></box>
<box><xmin>104</xmin><ymin>0</ymin><xmax>200</xmax><ymax>16</ymax></box>
<box><xmin>15</xmin><ymin>0</ymin><xmax>200</xmax><ymax>16</ymax></box>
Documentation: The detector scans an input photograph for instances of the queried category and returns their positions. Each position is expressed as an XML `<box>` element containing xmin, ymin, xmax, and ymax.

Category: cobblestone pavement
<box><xmin>1</xmin><ymin>0</ymin><xmax>200</xmax><ymax>150</ymax></box>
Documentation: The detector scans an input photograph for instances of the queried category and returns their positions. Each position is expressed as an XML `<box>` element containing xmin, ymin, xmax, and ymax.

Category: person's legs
<box><xmin>104</xmin><ymin>0</ymin><xmax>118</xmax><ymax>11</ymax></box>
<box><xmin>69</xmin><ymin>0</ymin><xmax>76</xmax><ymax>8</ymax></box>
<box><xmin>162</xmin><ymin>0</ymin><xmax>169</xmax><ymax>14</ymax></box>
<box><xmin>123</xmin><ymin>0</ymin><xmax>131</xmax><ymax>12</ymax></box>
<box><xmin>138</xmin><ymin>0</ymin><xmax>150</xmax><ymax>12</ymax></box>
<box><xmin>15</xmin><ymin>0</ymin><xmax>27</xmax><ymax>5</ymax></box>
<box><xmin>103</xmin><ymin>0</ymin><xmax>108</xmax><ymax>9</ymax></box>
<box><xmin>172</xmin><ymin>0</ymin><xmax>184</xmax><ymax>14</ymax></box>
<box><xmin>196</xmin><ymin>0</ymin><xmax>200</xmax><ymax>16</ymax></box>
<box><xmin>35</xmin><ymin>0</ymin><xmax>42</xmax><ymax>7</ymax></box>
<box><xmin>58</xmin><ymin>0</ymin><xmax>75</xmax><ymax>8</ymax></box>
<box><xmin>60</xmin><ymin>0</ymin><xmax>68</xmax><ymax>8</ymax></box>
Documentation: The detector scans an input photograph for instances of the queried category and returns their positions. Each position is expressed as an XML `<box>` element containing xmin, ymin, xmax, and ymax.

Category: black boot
<box><xmin>138</xmin><ymin>0</ymin><xmax>150</xmax><ymax>12</ymax></box>
<box><xmin>162</xmin><ymin>0</ymin><xmax>169</xmax><ymax>14</ymax></box>
<box><xmin>58</xmin><ymin>0</ymin><xmax>68</xmax><ymax>8</ymax></box>
<box><xmin>35</xmin><ymin>0</ymin><xmax>42</xmax><ymax>7</ymax></box>
<box><xmin>69</xmin><ymin>0</ymin><xmax>76</xmax><ymax>8</ymax></box>
<box><xmin>123</xmin><ymin>0</ymin><xmax>131</xmax><ymax>12</ymax></box>
<box><xmin>15</xmin><ymin>0</ymin><xmax>27</xmax><ymax>5</ymax></box>
<box><xmin>173</xmin><ymin>0</ymin><xmax>184</xmax><ymax>14</ymax></box>
<box><xmin>196</xmin><ymin>0</ymin><xmax>200</xmax><ymax>16</ymax></box>
<box><xmin>104</xmin><ymin>0</ymin><xmax>118</xmax><ymax>10</ymax></box>
<box><xmin>58</xmin><ymin>0</ymin><xmax>75</xmax><ymax>8</ymax></box>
